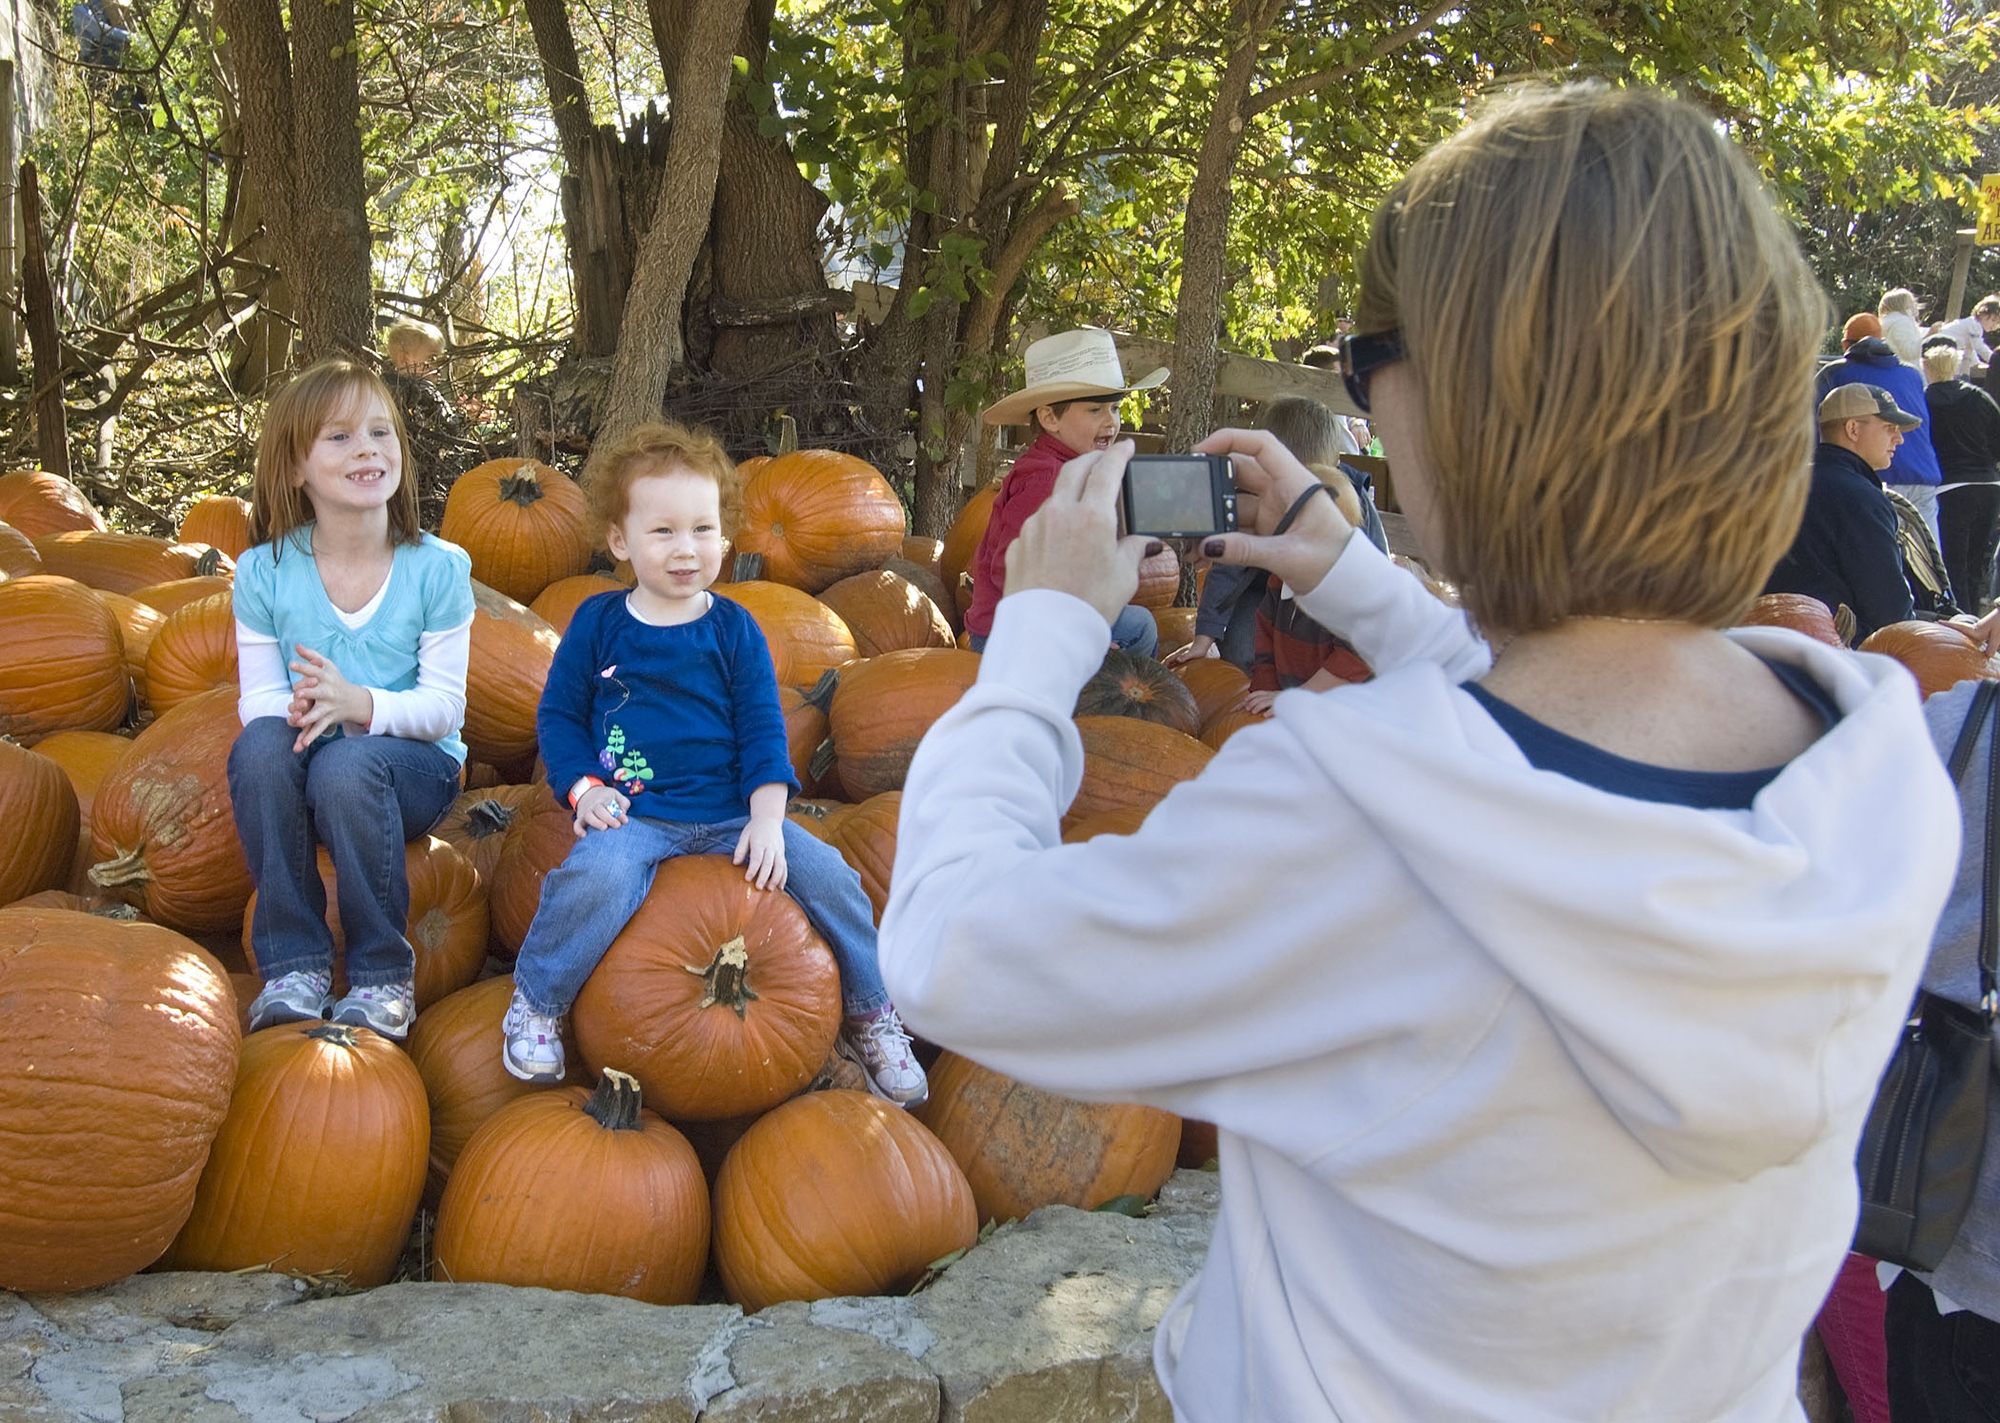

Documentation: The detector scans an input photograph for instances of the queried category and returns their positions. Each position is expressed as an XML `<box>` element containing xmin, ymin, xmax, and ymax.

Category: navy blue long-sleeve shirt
<box><xmin>537</xmin><ymin>590</ymin><xmax>798</xmax><ymax>821</ymax></box>
<box><xmin>1764</xmin><ymin>442</ymin><xmax>1914</xmax><ymax>644</ymax></box>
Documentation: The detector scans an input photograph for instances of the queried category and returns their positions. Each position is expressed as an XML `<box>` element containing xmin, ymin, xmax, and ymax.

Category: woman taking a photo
<box><xmin>879</xmin><ymin>85</ymin><xmax>1961</xmax><ymax>1420</ymax></box>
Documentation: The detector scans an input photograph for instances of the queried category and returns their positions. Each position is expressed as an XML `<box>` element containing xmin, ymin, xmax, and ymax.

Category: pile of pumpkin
<box><xmin>0</xmin><ymin>452</ymin><xmax>1233</xmax><ymax>1309</ymax></box>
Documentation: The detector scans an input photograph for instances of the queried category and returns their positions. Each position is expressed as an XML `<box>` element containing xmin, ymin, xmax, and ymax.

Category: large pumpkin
<box><xmin>940</xmin><ymin>483</ymin><xmax>998</xmax><ymax>622</ymax></box>
<box><xmin>1133</xmin><ymin>544</ymin><xmax>1181</xmax><ymax>609</ymax></box>
<box><xmin>239</xmin><ymin>835</ymin><xmax>487</xmax><ymax>1010</ymax></box>
<box><xmin>827</xmin><ymin>647</ymin><xmax>982</xmax><ymax>799</ymax></box>
<box><xmin>434</xmin><ymin>782</ymin><xmax>546</xmax><ymax>887</ymax></box>
<box><xmin>33</xmin><ymin>530</ymin><xmax>231</xmax><ymax>596</ymax></box>
<box><xmin>441</xmin><ymin>458</ymin><xmax>593</xmax><ymax>606</ymax></box>
<box><xmin>0</xmin><ymin>739</ymin><xmax>81</xmax><ymax>905</ymax></box>
<box><xmin>1859</xmin><ymin>620</ymin><xmax>2000</xmax><ymax>698</ymax></box>
<box><xmin>464</xmin><ymin>580</ymin><xmax>559</xmax><ymax>765</ymax></box>
<box><xmin>177</xmin><ymin>494</ymin><xmax>254</xmax><ymax>560</ymax></box>
<box><xmin>31</xmin><ymin>728</ymin><xmax>132</xmax><ymax>889</ymax></box>
<box><xmin>1076</xmin><ymin>649</ymin><xmax>1201</xmax><ymax>737</ymax></box>
<box><xmin>487</xmin><ymin>788</ymin><xmax>577</xmax><ymax>957</ymax></box>
<box><xmin>1060</xmin><ymin>803</ymin><xmax>1152</xmax><ymax>844</ymax></box>
<box><xmin>0</xmin><ymin>907</ymin><xmax>238</xmax><ymax>1291</ymax></box>
<box><xmin>1736</xmin><ymin>593</ymin><xmax>1843</xmax><ymax>648</ymax></box>
<box><xmin>779</xmin><ymin>671</ymin><xmax>838</xmax><ymax>797</ymax></box>
<box><xmin>1065</xmin><ymin>715</ymin><xmax>1214</xmax><ymax>829</ymax></box>
<box><xmin>916</xmin><ymin>1050</ymin><xmax>1180</xmax><ymax>1225</ymax></box>
<box><xmin>825</xmin><ymin>790</ymin><xmax>900</xmax><ymax>923</ymax></box>
<box><xmin>406</xmin><ymin>973</ymin><xmax>584</xmax><ymax>1204</ymax></box>
<box><xmin>715</xmin><ymin>579</ymin><xmax>857</xmax><ymax>689</ymax></box>
<box><xmin>572</xmin><ymin>854</ymin><xmax>842</xmax><ymax>1121</ymax></box>
<box><xmin>160</xmin><ymin>1021</ymin><xmax>428</xmax><ymax>1288</ymax></box>
<box><xmin>0</xmin><ymin>575</ymin><xmax>129</xmax><ymax>742</ymax></box>
<box><xmin>144</xmin><ymin>590</ymin><xmax>238</xmax><ymax>716</ymax></box>
<box><xmin>89</xmin><ymin>687</ymin><xmax>252</xmax><ymax>933</ymax></box>
<box><xmin>0</xmin><ymin>470</ymin><xmax>104</xmax><ymax>536</ymax></box>
<box><xmin>527</xmin><ymin>573</ymin><xmax>625</xmax><ymax>634</ymax></box>
<box><xmin>735</xmin><ymin>450</ymin><xmax>907</xmax><ymax>593</ymax></box>
<box><xmin>1201</xmin><ymin>707</ymin><xmax>1265</xmax><ymax>750</ymax></box>
<box><xmin>435</xmin><ymin>1070</ymin><xmax>709</xmax><ymax>1304</ymax></box>
<box><xmin>0</xmin><ymin>519</ymin><xmax>43</xmax><ymax>579</ymax></box>
<box><xmin>712</xmin><ymin>1089</ymin><xmax>977</xmax><ymax>1311</ymax></box>
<box><xmin>1151</xmin><ymin>606</ymin><xmax>1198</xmax><ymax>658</ymax></box>
<box><xmin>1176</xmin><ymin>658</ymin><xmax>1251</xmax><ymax>731</ymax></box>
<box><xmin>816</xmin><ymin>570</ymin><xmax>955</xmax><ymax>658</ymax></box>
<box><xmin>96</xmin><ymin>588</ymin><xmax>165</xmax><ymax>689</ymax></box>
<box><xmin>129</xmin><ymin>574</ymin><xmax>235</xmax><ymax>616</ymax></box>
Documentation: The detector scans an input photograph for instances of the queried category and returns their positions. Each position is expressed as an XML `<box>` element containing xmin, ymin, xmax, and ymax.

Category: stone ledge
<box><xmin>0</xmin><ymin>1169</ymin><xmax>1221</xmax><ymax>1423</ymax></box>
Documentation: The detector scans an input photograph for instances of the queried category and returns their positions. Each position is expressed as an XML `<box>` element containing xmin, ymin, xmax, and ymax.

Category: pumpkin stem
<box><xmin>464</xmin><ymin>798</ymin><xmax>517</xmax><ymax>839</ymax></box>
<box><xmin>583</xmin><ymin>1069</ymin><xmax>645</xmax><ymax>1130</ymax></box>
<box><xmin>194</xmin><ymin>546</ymin><xmax>223</xmax><ymax>577</ymax></box>
<box><xmin>684</xmin><ymin>934</ymin><xmax>759</xmax><ymax>1019</ymax></box>
<box><xmin>304</xmin><ymin>1023</ymin><xmax>360</xmax><ymax>1048</ymax></box>
<box><xmin>807</xmin><ymin>738</ymin><xmax>838</xmax><ymax>784</ymax></box>
<box><xmin>803</xmin><ymin>667</ymin><xmax>840</xmax><ymax>712</ymax></box>
<box><xmin>498</xmin><ymin>472</ymin><xmax>547</xmax><ymax>508</ymax></box>
<box><xmin>88</xmin><ymin>845</ymin><xmax>152</xmax><ymax>889</ymax></box>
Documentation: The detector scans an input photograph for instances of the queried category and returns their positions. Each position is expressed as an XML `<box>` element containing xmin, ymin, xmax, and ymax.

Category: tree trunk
<box><xmin>19</xmin><ymin>161</ymin><xmax>68</xmax><ymax>480</ymax></box>
<box><xmin>287</xmin><ymin>0</ymin><xmax>372</xmax><ymax>360</ymax></box>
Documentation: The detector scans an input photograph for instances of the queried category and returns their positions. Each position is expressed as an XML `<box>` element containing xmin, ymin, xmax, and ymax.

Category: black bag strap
<box><xmin>1947</xmin><ymin>680</ymin><xmax>2000</xmax><ymax>1020</ymax></box>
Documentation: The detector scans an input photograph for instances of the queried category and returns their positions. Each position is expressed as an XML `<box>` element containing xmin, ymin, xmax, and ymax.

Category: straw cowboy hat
<box><xmin>981</xmin><ymin>328</ymin><xmax>1169</xmax><ymax>426</ymax></box>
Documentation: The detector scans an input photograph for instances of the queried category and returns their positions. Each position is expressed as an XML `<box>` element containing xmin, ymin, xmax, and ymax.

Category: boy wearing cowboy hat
<box><xmin>963</xmin><ymin>328</ymin><xmax>1170</xmax><ymax>653</ymax></box>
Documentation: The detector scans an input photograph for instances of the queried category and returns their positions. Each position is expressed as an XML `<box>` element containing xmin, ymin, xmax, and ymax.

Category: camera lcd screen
<box><xmin>1125</xmin><ymin>457</ymin><xmax>1224</xmax><ymax>535</ymax></box>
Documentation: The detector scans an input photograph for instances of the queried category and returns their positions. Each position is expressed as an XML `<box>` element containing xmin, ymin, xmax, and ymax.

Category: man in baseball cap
<box><xmin>1764</xmin><ymin>384</ymin><xmax>1920</xmax><ymax>642</ymax></box>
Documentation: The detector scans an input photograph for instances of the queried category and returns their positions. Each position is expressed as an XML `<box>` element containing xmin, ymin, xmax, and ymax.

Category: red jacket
<box><xmin>964</xmin><ymin>433</ymin><xmax>1075</xmax><ymax>637</ymax></box>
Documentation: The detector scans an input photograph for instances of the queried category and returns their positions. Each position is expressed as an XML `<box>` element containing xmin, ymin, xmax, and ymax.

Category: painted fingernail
<box><xmin>1202</xmin><ymin>538</ymin><xmax>1226</xmax><ymax>558</ymax></box>
<box><xmin>1144</xmin><ymin>540</ymin><xmax>1164</xmax><ymax>557</ymax></box>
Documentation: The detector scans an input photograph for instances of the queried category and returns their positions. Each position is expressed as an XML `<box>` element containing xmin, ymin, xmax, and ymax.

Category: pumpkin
<box><xmin>435</xmin><ymin>1070</ymin><xmax>709</xmax><ymax>1304</ymax></box>
<box><xmin>1178</xmin><ymin>1118</ymin><xmax>1219</xmax><ymax>1169</ymax></box>
<box><xmin>827</xmin><ymin>648</ymin><xmax>983</xmax><ymax>800</ymax></box>
<box><xmin>442</xmin><ymin>458</ymin><xmax>593</xmax><ymax>606</ymax></box>
<box><xmin>160</xmin><ymin>1020</ymin><xmax>428</xmax><ymax>1287</ymax></box>
<box><xmin>0</xmin><ymin>575</ymin><xmax>129</xmax><ymax>742</ymax></box>
<box><xmin>1176</xmin><ymin>658</ymin><xmax>1251</xmax><ymax>731</ymax></box>
<box><xmin>900</xmin><ymin>535</ymin><xmax>944</xmax><ymax>581</ymax></box>
<box><xmin>816</xmin><ymin>569</ymin><xmax>955</xmax><ymax>658</ymax></box>
<box><xmin>715</xmin><ymin>580</ymin><xmax>857</xmax><ymax>689</ymax></box>
<box><xmin>712</xmin><ymin>1089</ymin><xmax>977</xmax><ymax>1311</ymax></box>
<box><xmin>527</xmin><ymin>573</ymin><xmax>626</xmax><ymax>634</ymax></box>
<box><xmin>779</xmin><ymin>670</ymin><xmax>838</xmax><ymax>797</ymax></box>
<box><xmin>1075</xmin><ymin>649</ymin><xmax>1201</xmax><ymax>736</ymax></box>
<box><xmin>407</xmin><ymin>974</ymin><xmax>585</xmax><ymax>1204</ymax></box>
<box><xmin>89</xmin><ymin>686</ymin><xmax>252</xmax><ymax>933</ymax></box>
<box><xmin>735</xmin><ymin>450</ymin><xmax>907</xmax><ymax>593</ymax></box>
<box><xmin>240</xmin><ymin>836</ymin><xmax>487</xmax><ymax>1011</ymax></box>
<box><xmin>786</xmin><ymin>798</ymin><xmax>852</xmax><ymax>843</ymax></box>
<box><xmin>96</xmin><ymin>588</ymin><xmax>165</xmax><ymax>689</ymax></box>
<box><xmin>0</xmin><ymin>470</ymin><xmax>104</xmax><ymax>536</ymax></box>
<box><xmin>32</xmin><ymin>530</ymin><xmax>231</xmax><ymax>596</ymax></box>
<box><xmin>1151</xmin><ymin>606</ymin><xmax>1199</xmax><ymax>659</ymax></box>
<box><xmin>1060</xmin><ymin>804</ymin><xmax>1151</xmax><ymax>843</ymax></box>
<box><xmin>1737</xmin><ymin>593</ymin><xmax>1844</xmax><ymax>648</ymax></box>
<box><xmin>177</xmin><ymin>495</ymin><xmax>254</xmax><ymax>560</ymax></box>
<box><xmin>940</xmin><ymin>483</ymin><xmax>998</xmax><ymax>622</ymax></box>
<box><xmin>1859</xmin><ymin>620</ymin><xmax>2000</xmax><ymax>698</ymax></box>
<box><xmin>28</xmin><ymin>728</ymin><xmax>131</xmax><ymax>890</ymax></box>
<box><xmin>129</xmin><ymin>574</ymin><xmax>235</xmax><ymax>616</ymax></box>
<box><xmin>1201</xmin><ymin>707</ymin><xmax>1265</xmax><ymax>750</ymax></box>
<box><xmin>1133</xmin><ymin>544</ymin><xmax>1181</xmax><ymax>609</ymax></box>
<box><xmin>0</xmin><ymin>519</ymin><xmax>43</xmax><ymax>579</ymax></box>
<box><xmin>464</xmin><ymin>580</ymin><xmax>559</xmax><ymax>765</ymax></box>
<box><xmin>144</xmin><ymin>590</ymin><xmax>238</xmax><ymax>715</ymax></box>
<box><xmin>1066</xmin><ymin>716</ymin><xmax>1214</xmax><ymax>830</ymax></box>
<box><xmin>435</xmin><ymin>782</ymin><xmax>546</xmax><ymax>886</ymax></box>
<box><xmin>487</xmin><ymin>788</ymin><xmax>577</xmax><ymax>957</ymax></box>
<box><xmin>673</xmin><ymin>1110</ymin><xmax>762</xmax><ymax>1188</ymax></box>
<box><xmin>0</xmin><ymin>739</ymin><xmax>80</xmax><ymax>905</ymax></box>
<box><xmin>881</xmin><ymin>554</ymin><xmax>957</xmax><ymax>632</ymax></box>
<box><xmin>916</xmin><ymin>1050</ymin><xmax>1179</xmax><ymax>1225</ymax></box>
<box><xmin>572</xmin><ymin>854</ymin><xmax>842</xmax><ymax>1121</ymax></box>
<box><xmin>0</xmin><ymin>908</ymin><xmax>238</xmax><ymax>1291</ymax></box>
<box><xmin>825</xmin><ymin>790</ymin><xmax>900</xmax><ymax>923</ymax></box>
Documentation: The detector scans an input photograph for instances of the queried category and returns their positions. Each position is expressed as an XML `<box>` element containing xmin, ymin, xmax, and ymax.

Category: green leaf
<box><xmin>1092</xmin><ymin>1194</ymin><xmax>1148</xmax><ymax>1217</ymax></box>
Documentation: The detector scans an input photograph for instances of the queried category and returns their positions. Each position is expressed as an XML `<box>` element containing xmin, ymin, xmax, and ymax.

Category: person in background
<box><xmin>1820</xmin><ymin>329</ymin><xmax>1946</xmax><ymax>547</ymax></box>
<box><xmin>384</xmin><ymin>320</ymin><xmax>444</xmax><ymax>377</ymax></box>
<box><xmin>1924</xmin><ymin>343</ymin><xmax>2000</xmax><ymax>616</ymax></box>
<box><xmin>1881</xmin><ymin>288</ymin><xmax>1930</xmax><ymax>367</ymax></box>
<box><xmin>1933</xmin><ymin>295</ymin><xmax>2000</xmax><ymax>379</ymax></box>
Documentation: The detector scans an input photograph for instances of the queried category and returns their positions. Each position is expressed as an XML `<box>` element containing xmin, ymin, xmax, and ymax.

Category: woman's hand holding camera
<box><xmin>1003</xmin><ymin>439</ymin><xmax>1159</xmax><ymax>628</ymax></box>
<box><xmin>1192</xmin><ymin>429</ymin><xmax>1356</xmax><ymax>592</ymax></box>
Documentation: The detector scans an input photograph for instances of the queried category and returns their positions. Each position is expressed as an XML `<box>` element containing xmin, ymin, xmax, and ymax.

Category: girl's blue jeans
<box><xmin>228</xmin><ymin>716</ymin><xmax>459</xmax><ymax>987</ymax></box>
<box><xmin>511</xmin><ymin>813</ymin><xmax>890</xmax><ymax>1020</ymax></box>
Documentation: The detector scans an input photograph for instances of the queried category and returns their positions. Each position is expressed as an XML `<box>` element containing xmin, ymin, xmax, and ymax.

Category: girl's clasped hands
<box><xmin>284</xmin><ymin>644</ymin><xmax>375</xmax><ymax>753</ymax></box>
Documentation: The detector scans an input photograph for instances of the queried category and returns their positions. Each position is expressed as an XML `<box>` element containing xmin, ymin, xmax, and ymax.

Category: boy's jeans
<box><xmin>512</xmin><ymin>814</ymin><xmax>891</xmax><ymax>1019</ymax></box>
<box><xmin>228</xmin><ymin>716</ymin><xmax>460</xmax><ymax>987</ymax></box>
<box><xmin>971</xmin><ymin>602</ymin><xmax>1158</xmax><ymax>657</ymax></box>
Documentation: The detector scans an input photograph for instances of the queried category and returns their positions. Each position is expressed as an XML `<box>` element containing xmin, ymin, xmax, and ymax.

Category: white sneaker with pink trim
<box><xmin>838</xmin><ymin>1006</ymin><xmax>929</xmax><ymax>1109</ymax></box>
<box><xmin>501</xmin><ymin>988</ymin><xmax>566</xmax><ymax>1084</ymax></box>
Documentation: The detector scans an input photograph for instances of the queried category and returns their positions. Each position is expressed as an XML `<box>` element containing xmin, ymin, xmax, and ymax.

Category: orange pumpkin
<box><xmin>434</xmin><ymin>782</ymin><xmax>546</xmax><ymax>886</ymax></box>
<box><xmin>96</xmin><ymin>588</ymin><xmax>165</xmax><ymax>689</ymax></box>
<box><xmin>735</xmin><ymin>449</ymin><xmax>907</xmax><ymax>593</ymax></box>
<box><xmin>826</xmin><ymin>790</ymin><xmax>900</xmax><ymax>923</ymax></box>
<box><xmin>572</xmin><ymin>854</ymin><xmax>841</xmax><ymax>1121</ymax></box>
<box><xmin>779</xmin><ymin>672</ymin><xmax>838</xmax><ymax>797</ymax></box>
<box><xmin>89</xmin><ymin>687</ymin><xmax>252</xmax><ymax>933</ymax></box>
<box><xmin>1178</xmin><ymin>1118</ymin><xmax>1220</xmax><ymax>1169</ymax></box>
<box><xmin>144</xmin><ymin>591</ymin><xmax>238</xmax><ymax>715</ymax></box>
<box><xmin>1065</xmin><ymin>715</ymin><xmax>1214</xmax><ymax>829</ymax></box>
<box><xmin>940</xmin><ymin>482</ymin><xmax>998</xmax><ymax>622</ymax></box>
<box><xmin>435</xmin><ymin>1070</ymin><xmax>709</xmax><ymax>1304</ymax></box>
<box><xmin>0</xmin><ymin>519</ymin><xmax>43</xmax><ymax>579</ymax></box>
<box><xmin>817</xmin><ymin>569</ymin><xmax>955</xmax><ymax>657</ymax></box>
<box><xmin>1201</xmin><ymin>707</ymin><xmax>1266</xmax><ymax>750</ymax></box>
<box><xmin>487</xmin><ymin>788</ymin><xmax>576</xmax><ymax>958</ymax></box>
<box><xmin>527</xmin><ymin>573</ymin><xmax>625</xmax><ymax>634</ymax></box>
<box><xmin>442</xmin><ymin>458</ymin><xmax>594</xmax><ymax>606</ymax></box>
<box><xmin>407</xmin><ymin>974</ymin><xmax>585</xmax><ymax>1204</ymax></box>
<box><xmin>0</xmin><ymin>906</ymin><xmax>238</xmax><ymax>1291</ymax></box>
<box><xmin>1859</xmin><ymin>620</ymin><xmax>2000</xmax><ymax>698</ymax></box>
<box><xmin>0</xmin><ymin>470</ymin><xmax>104</xmax><ymax>536</ymax></box>
<box><xmin>129</xmin><ymin>575</ymin><xmax>235</xmax><ymax>616</ymax></box>
<box><xmin>1075</xmin><ymin>649</ymin><xmax>1201</xmax><ymax>736</ymax></box>
<box><xmin>240</xmin><ymin>836</ymin><xmax>487</xmax><ymax>1011</ymax></box>
<box><xmin>916</xmin><ymin>1050</ymin><xmax>1179</xmax><ymax>1225</ymax></box>
<box><xmin>0</xmin><ymin>575</ymin><xmax>129</xmax><ymax>742</ymax></box>
<box><xmin>464</xmin><ymin>580</ymin><xmax>559</xmax><ymax>765</ymax></box>
<box><xmin>1737</xmin><ymin>593</ymin><xmax>1844</xmax><ymax>648</ymax></box>
<box><xmin>715</xmin><ymin>579</ymin><xmax>857</xmax><ymax>688</ymax></box>
<box><xmin>713</xmin><ymin>1089</ymin><xmax>977</xmax><ymax>1310</ymax></box>
<box><xmin>1060</xmin><ymin>803</ymin><xmax>1152</xmax><ymax>843</ymax></box>
<box><xmin>827</xmin><ymin>647</ymin><xmax>983</xmax><ymax>799</ymax></box>
<box><xmin>33</xmin><ymin>530</ymin><xmax>231</xmax><ymax>596</ymax></box>
<box><xmin>1133</xmin><ymin>544</ymin><xmax>1181</xmax><ymax>608</ymax></box>
<box><xmin>1176</xmin><ymin>658</ymin><xmax>1251</xmax><ymax>730</ymax></box>
<box><xmin>31</xmin><ymin>728</ymin><xmax>132</xmax><ymax>889</ymax></box>
<box><xmin>160</xmin><ymin>1021</ymin><xmax>428</xmax><ymax>1288</ymax></box>
<box><xmin>1151</xmin><ymin>606</ymin><xmax>1198</xmax><ymax>658</ymax></box>
<box><xmin>900</xmin><ymin>535</ymin><xmax>945</xmax><ymax>581</ymax></box>
<box><xmin>177</xmin><ymin>495</ymin><xmax>254</xmax><ymax>560</ymax></box>
<box><xmin>0</xmin><ymin>739</ymin><xmax>80</xmax><ymax>905</ymax></box>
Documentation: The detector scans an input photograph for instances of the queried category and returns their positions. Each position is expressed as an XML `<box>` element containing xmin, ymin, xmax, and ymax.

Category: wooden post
<box><xmin>1947</xmin><ymin>227</ymin><xmax>1979</xmax><ymax>324</ymax></box>
<box><xmin>19</xmin><ymin>160</ymin><xmax>68</xmax><ymax>480</ymax></box>
<box><xmin>0</xmin><ymin>61</ymin><xmax>17</xmax><ymax>385</ymax></box>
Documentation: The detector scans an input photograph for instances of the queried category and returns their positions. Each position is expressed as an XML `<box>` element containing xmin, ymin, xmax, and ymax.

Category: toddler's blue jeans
<box><xmin>228</xmin><ymin>716</ymin><xmax>459</xmax><ymax>987</ymax></box>
<box><xmin>512</xmin><ymin>813</ymin><xmax>890</xmax><ymax>1020</ymax></box>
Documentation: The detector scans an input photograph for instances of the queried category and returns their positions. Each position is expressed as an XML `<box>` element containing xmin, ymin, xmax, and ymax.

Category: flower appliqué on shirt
<box><xmin>596</xmin><ymin>664</ymin><xmax>651</xmax><ymax>794</ymax></box>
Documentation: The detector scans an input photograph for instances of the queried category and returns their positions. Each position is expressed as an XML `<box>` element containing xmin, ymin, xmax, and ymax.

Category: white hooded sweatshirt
<box><xmin>879</xmin><ymin>535</ymin><xmax>1961</xmax><ymax>1422</ymax></box>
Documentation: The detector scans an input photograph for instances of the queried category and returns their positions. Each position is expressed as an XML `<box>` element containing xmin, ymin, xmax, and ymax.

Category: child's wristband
<box><xmin>568</xmin><ymin>776</ymin><xmax>606</xmax><ymax>810</ymax></box>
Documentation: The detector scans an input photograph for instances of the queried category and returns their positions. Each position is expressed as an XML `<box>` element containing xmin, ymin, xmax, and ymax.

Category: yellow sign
<box><xmin>1980</xmin><ymin>174</ymin><xmax>2000</xmax><ymax>245</ymax></box>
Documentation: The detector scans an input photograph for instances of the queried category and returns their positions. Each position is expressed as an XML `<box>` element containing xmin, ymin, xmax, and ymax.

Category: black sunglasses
<box><xmin>1337</xmin><ymin>328</ymin><xmax>1405</xmax><ymax>414</ymax></box>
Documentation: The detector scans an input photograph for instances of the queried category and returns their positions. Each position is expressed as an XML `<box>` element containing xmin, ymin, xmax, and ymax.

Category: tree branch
<box><xmin>1245</xmin><ymin>0</ymin><xmax>1453</xmax><ymax>119</ymax></box>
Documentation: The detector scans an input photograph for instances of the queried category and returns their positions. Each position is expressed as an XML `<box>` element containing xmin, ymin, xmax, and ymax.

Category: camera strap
<box><xmin>1272</xmin><ymin>481</ymin><xmax>1337</xmax><ymax>538</ymax></box>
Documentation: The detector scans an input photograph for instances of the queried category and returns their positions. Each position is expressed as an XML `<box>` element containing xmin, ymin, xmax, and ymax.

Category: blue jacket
<box><xmin>1763</xmin><ymin>441</ymin><xmax>1913</xmax><ymax>643</ymax></box>
<box><xmin>1817</xmin><ymin>338</ymin><xmax>1943</xmax><ymax>488</ymax></box>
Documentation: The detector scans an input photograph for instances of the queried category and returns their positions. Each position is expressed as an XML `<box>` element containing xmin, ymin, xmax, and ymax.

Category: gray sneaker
<box><xmin>330</xmin><ymin>981</ymin><xmax>417</xmax><ymax>1040</ymax></box>
<box><xmin>501</xmin><ymin>989</ymin><xmax>566</xmax><ymax>1084</ymax></box>
<box><xmin>247</xmin><ymin>969</ymin><xmax>333</xmax><ymax>1032</ymax></box>
<box><xmin>838</xmin><ymin>1007</ymin><xmax>929</xmax><ymax>1109</ymax></box>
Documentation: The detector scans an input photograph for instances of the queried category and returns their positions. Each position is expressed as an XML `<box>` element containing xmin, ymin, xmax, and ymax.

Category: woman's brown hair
<box><xmin>588</xmin><ymin>419</ymin><xmax>744</xmax><ymax>541</ymax></box>
<box><xmin>249</xmin><ymin>359</ymin><xmax>420</xmax><ymax>554</ymax></box>
<box><xmin>1356</xmin><ymin>83</ymin><xmax>1827</xmax><ymax>634</ymax></box>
